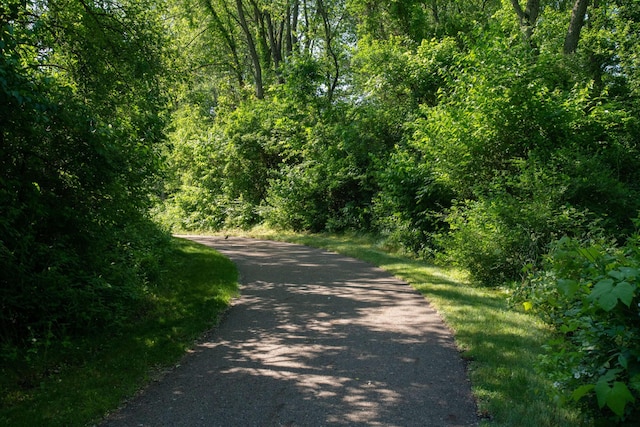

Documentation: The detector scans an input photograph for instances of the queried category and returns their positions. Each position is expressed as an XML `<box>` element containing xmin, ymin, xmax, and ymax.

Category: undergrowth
<box><xmin>0</xmin><ymin>238</ymin><xmax>238</xmax><ymax>427</ymax></box>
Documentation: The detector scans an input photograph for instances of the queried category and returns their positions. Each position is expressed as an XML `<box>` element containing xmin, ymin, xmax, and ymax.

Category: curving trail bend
<box><xmin>102</xmin><ymin>236</ymin><xmax>477</xmax><ymax>427</ymax></box>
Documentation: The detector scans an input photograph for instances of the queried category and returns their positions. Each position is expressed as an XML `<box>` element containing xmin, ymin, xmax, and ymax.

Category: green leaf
<box><xmin>557</xmin><ymin>279</ymin><xmax>579</xmax><ymax>297</ymax></box>
<box><xmin>595</xmin><ymin>378</ymin><xmax>610</xmax><ymax>409</ymax></box>
<box><xmin>613</xmin><ymin>282</ymin><xmax>634</xmax><ymax>308</ymax></box>
<box><xmin>572</xmin><ymin>384</ymin><xmax>595</xmax><ymax>401</ymax></box>
<box><xmin>610</xmin><ymin>267</ymin><xmax>639</xmax><ymax>281</ymax></box>
<box><xmin>591</xmin><ymin>278</ymin><xmax>614</xmax><ymax>298</ymax></box>
<box><xmin>595</xmin><ymin>379</ymin><xmax>635</xmax><ymax>416</ymax></box>
<box><xmin>589</xmin><ymin>279</ymin><xmax>635</xmax><ymax>311</ymax></box>
<box><xmin>608</xmin><ymin>382</ymin><xmax>635</xmax><ymax>416</ymax></box>
<box><xmin>602</xmin><ymin>369</ymin><xmax>622</xmax><ymax>383</ymax></box>
<box><xmin>608</xmin><ymin>269</ymin><xmax>626</xmax><ymax>281</ymax></box>
<box><xmin>618</xmin><ymin>353</ymin><xmax>628</xmax><ymax>370</ymax></box>
<box><xmin>578</xmin><ymin>246</ymin><xmax>602</xmax><ymax>262</ymax></box>
<box><xmin>591</xmin><ymin>278</ymin><xmax>617</xmax><ymax>311</ymax></box>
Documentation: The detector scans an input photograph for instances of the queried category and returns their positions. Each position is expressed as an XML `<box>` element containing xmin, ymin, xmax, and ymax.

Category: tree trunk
<box><xmin>510</xmin><ymin>0</ymin><xmax>540</xmax><ymax>40</ymax></box>
<box><xmin>291</xmin><ymin>0</ymin><xmax>299</xmax><ymax>52</ymax></box>
<box><xmin>431</xmin><ymin>0</ymin><xmax>439</xmax><ymax>25</ymax></box>
<box><xmin>285</xmin><ymin>4</ymin><xmax>293</xmax><ymax>56</ymax></box>
<box><xmin>235</xmin><ymin>0</ymin><xmax>264</xmax><ymax>98</ymax></box>
<box><xmin>317</xmin><ymin>0</ymin><xmax>339</xmax><ymax>101</ymax></box>
<box><xmin>563</xmin><ymin>0</ymin><xmax>589</xmax><ymax>54</ymax></box>
<box><xmin>266</xmin><ymin>13</ymin><xmax>282</xmax><ymax>72</ymax></box>
<box><xmin>204</xmin><ymin>0</ymin><xmax>245</xmax><ymax>89</ymax></box>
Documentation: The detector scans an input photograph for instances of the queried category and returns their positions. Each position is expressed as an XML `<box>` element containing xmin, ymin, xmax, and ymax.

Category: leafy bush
<box><xmin>263</xmin><ymin>163</ymin><xmax>327</xmax><ymax>231</ymax></box>
<box><xmin>442</xmin><ymin>196</ymin><xmax>595</xmax><ymax>287</ymax></box>
<box><xmin>0</xmin><ymin>0</ymin><xmax>170</xmax><ymax>353</ymax></box>
<box><xmin>372</xmin><ymin>148</ymin><xmax>452</xmax><ymax>258</ymax></box>
<box><xmin>518</xmin><ymin>231</ymin><xmax>640</xmax><ymax>424</ymax></box>
<box><xmin>439</xmin><ymin>157</ymin><xmax>598</xmax><ymax>286</ymax></box>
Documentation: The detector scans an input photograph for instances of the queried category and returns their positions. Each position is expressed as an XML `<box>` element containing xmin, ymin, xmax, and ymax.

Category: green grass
<box><xmin>241</xmin><ymin>228</ymin><xmax>587</xmax><ymax>426</ymax></box>
<box><xmin>0</xmin><ymin>237</ymin><xmax>238</xmax><ymax>427</ymax></box>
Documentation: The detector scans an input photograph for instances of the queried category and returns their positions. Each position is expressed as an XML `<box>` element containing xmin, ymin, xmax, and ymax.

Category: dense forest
<box><xmin>2</xmin><ymin>0</ymin><xmax>640</xmax><ymax>423</ymax></box>
<box><xmin>1</xmin><ymin>0</ymin><xmax>171</xmax><ymax>353</ymax></box>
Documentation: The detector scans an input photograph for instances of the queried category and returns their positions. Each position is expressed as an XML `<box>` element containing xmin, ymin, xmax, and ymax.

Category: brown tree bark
<box><xmin>317</xmin><ymin>0</ymin><xmax>340</xmax><ymax>101</ymax></box>
<box><xmin>563</xmin><ymin>0</ymin><xmax>589</xmax><ymax>54</ymax></box>
<box><xmin>510</xmin><ymin>0</ymin><xmax>540</xmax><ymax>40</ymax></box>
<box><xmin>285</xmin><ymin>1</ymin><xmax>299</xmax><ymax>55</ymax></box>
<box><xmin>204</xmin><ymin>0</ymin><xmax>245</xmax><ymax>89</ymax></box>
<box><xmin>235</xmin><ymin>0</ymin><xmax>264</xmax><ymax>98</ymax></box>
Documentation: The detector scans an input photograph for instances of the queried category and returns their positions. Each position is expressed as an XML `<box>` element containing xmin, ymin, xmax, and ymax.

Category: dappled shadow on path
<box><xmin>103</xmin><ymin>237</ymin><xmax>477</xmax><ymax>427</ymax></box>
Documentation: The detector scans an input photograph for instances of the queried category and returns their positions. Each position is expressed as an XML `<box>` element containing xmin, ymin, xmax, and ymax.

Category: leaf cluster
<box><xmin>1</xmin><ymin>0</ymin><xmax>173</xmax><ymax>360</ymax></box>
<box><xmin>518</xmin><ymin>233</ymin><xmax>640</xmax><ymax>424</ymax></box>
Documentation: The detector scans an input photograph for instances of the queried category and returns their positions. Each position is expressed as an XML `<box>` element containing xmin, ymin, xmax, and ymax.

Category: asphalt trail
<box><xmin>101</xmin><ymin>236</ymin><xmax>477</xmax><ymax>426</ymax></box>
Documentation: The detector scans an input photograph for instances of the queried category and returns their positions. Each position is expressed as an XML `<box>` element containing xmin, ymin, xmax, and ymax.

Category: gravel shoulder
<box><xmin>101</xmin><ymin>236</ymin><xmax>478</xmax><ymax>426</ymax></box>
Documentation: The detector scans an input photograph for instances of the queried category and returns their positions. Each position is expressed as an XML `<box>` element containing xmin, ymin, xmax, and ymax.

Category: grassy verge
<box><xmin>241</xmin><ymin>228</ymin><xmax>586</xmax><ymax>426</ymax></box>
<box><xmin>0</xmin><ymin>237</ymin><xmax>238</xmax><ymax>427</ymax></box>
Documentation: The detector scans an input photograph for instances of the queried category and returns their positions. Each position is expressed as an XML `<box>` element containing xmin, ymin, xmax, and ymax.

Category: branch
<box><xmin>510</xmin><ymin>0</ymin><xmax>540</xmax><ymax>40</ymax></box>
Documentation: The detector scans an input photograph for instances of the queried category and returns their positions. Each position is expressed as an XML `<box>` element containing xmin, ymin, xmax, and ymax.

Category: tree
<box><xmin>192</xmin><ymin>0</ymin><xmax>353</xmax><ymax>101</ymax></box>
<box><xmin>510</xmin><ymin>0</ymin><xmax>541</xmax><ymax>40</ymax></box>
<box><xmin>1</xmin><ymin>0</ymin><xmax>171</xmax><ymax>346</ymax></box>
<box><xmin>348</xmin><ymin>0</ymin><xmax>501</xmax><ymax>42</ymax></box>
<box><xmin>563</xmin><ymin>0</ymin><xmax>589</xmax><ymax>54</ymax></box>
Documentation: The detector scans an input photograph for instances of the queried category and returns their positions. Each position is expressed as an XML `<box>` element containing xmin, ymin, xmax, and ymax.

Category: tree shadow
<box><xmin>103</xmin><ymin>237</ymin><xmax>477</xmax><ymax>426</ymax></box>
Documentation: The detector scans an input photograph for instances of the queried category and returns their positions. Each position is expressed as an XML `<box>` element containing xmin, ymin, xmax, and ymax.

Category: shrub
<box><xmin>518</xmin><ymin>230</ymin><xmax>640</xmax><ymax>424</ymax></box>
<box><xmin>263</xmin><ymin>163</ymin><xmax>329</xmax><ymax>232</ymax></box>
<box><xmin>440</xmin><ymin>161</ymin><xmax>598</xmax><ymax>286</ymax></box>
<box><xmin>372</xmin><ymin>148</ymin><xmax>452</xmax><ymax>258</ymax></box>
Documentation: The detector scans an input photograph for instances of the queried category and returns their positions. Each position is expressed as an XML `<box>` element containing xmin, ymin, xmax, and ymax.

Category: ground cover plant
<box><xmin>0</xmin><ymin>238</ymin><xmax>238</xmax><ymax>427</ymax></box>
<box><xmin>515</xmin><ymin>229</ymin><xmax>640</xmax><ymax>425</ymax></box>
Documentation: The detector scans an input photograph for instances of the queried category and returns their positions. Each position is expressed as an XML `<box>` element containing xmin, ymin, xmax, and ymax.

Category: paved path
<box><xmin>102</xmin><ymin>237</ymin><xmax>477</xmax><ymax>426</ymax></box>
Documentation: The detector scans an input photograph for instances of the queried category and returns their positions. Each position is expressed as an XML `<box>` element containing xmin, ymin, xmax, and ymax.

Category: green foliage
<box><xmin>372</xmin><ymin>148</ymin><xmax>452</xmax><ymax>258</ymax></box>
<box><xmin>160</xmin><ymin>94</ymin><xmax>312</xmax><ymax>231</ymax></box>
<box><xmin>352</xmin><ymin>35</ymin><xmax>460</xmax><ymax>115</ymax></box>
<box><xmin>161</xmin><ymin>56</ymin><xmax>397</xmax><ymax>233</ymax></box>
<box><xmin>1</xmin><ymin>238</ymin><xmax>238</xmax><ymax>426</ymax></box>
<box><xmin>264</xmin><ymin>101</ymin><xmax>387</xmax><ymax>232</ymax></box>
<box><xmin>443</xmin><ymin>199</ymin><xmax>585</xmax><ymax>287</ymax></box>
<box><xmin>517</xmin><ymin>233</ymin><xmax>640</xmax><ymax>424</ymax></box>
<box><xmin>354</xmin><ymin>36</ymin><xmax>460</xmax><ymax>254</ymax></box>
<box><xmin>399</xmin><ymin>16</ymin><xmax>640</xmax><ymax>283</ymax></box>
<box><xmin>163</xmin><ymin>1</ymin><xmax>640</xmax><ymax>294</ymax></box>
<box><xmin>0</xmin><ymin>0</ymin><xmax>171</xmax><ymax>351</ymax></box>
<box><xmin>265</xmin><ymin>163</ymin><xmax>329</xmax><ymax>231</ymax></box>
<box><xmin>440</xmin><ymin>159</ymin><xmax>602</xmax><ymax>286</ymax></box>
<box><xmin>348</xmin><ymin>0</ymin><xmax>501</xmax><ymax>41</ymax></box>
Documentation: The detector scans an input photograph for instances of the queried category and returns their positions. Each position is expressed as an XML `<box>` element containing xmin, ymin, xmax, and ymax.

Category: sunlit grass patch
<box><xmin>0</xmin><ymin>238</ymin><xmax>237</xmax><ymax>427</ymax></box>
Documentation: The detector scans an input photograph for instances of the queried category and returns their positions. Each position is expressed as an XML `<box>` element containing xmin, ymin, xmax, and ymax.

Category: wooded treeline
<box><xmin>1</xmin><ymin>0</ymin><xmax>171</xmax><ymax>362</ymax></box>
<box><xmin>2</xmin><ymin>0</ymin><xmax>639</xmax><ymax>423</ymax></box>
<box><xmin>159</xmin><ymin>0</ymin><xmax>640</xmax><ymax>422</ymax></box>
